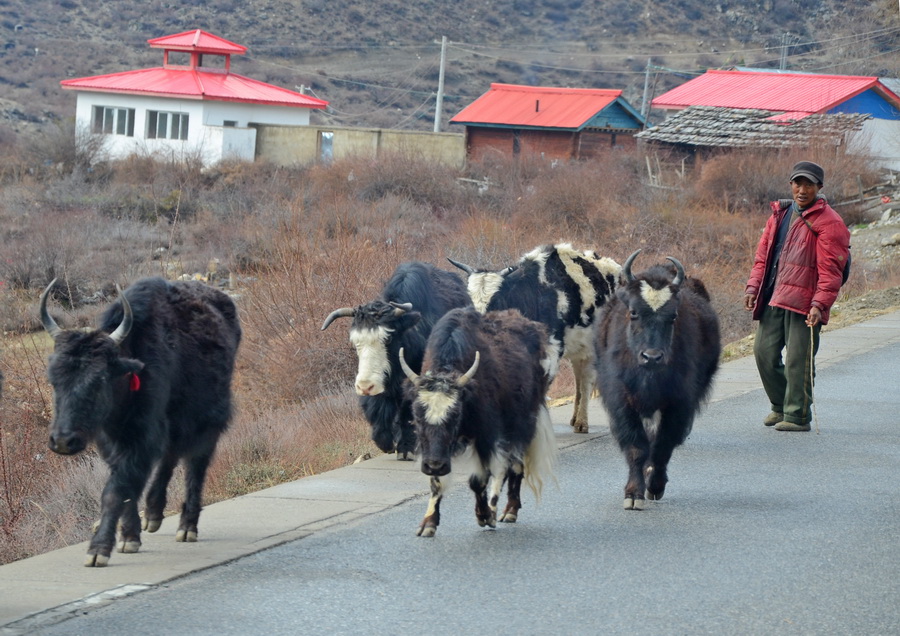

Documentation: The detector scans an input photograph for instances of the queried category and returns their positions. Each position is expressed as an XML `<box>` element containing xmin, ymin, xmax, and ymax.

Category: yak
<box><xmin>449</xmin><ymin>243</ymin><xmax>620</xmax><ymax>434</ymax></box>
<box><xmin>40</xmin><ymin>277</ymin><xmax>241</xmax><ymax>566</ymax></box>
<box><xmin>321</xmin><ymin>262</ymin><xmax>471</xmax><ymax>459</ymax></box>
<box><xmin>594</xmin><ymin>250</ymin><xmax>720</xmax><ymax>510</ymax></box>
<box><xmin>400</xmin><ymin>307</ymin><xmax>557</xmax><ymax>537</ymax></box>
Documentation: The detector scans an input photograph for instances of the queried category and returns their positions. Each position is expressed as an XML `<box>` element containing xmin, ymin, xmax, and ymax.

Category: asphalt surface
<box><xmin>2</xmin><ymin>310</ymin><xmax>899</xmax><ymax>635</ymax></box>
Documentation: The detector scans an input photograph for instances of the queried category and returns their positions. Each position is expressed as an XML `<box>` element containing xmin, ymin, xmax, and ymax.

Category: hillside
<box><xmin>1</xmin><ymin>0</ymin><xmax>899</xmax><ymax>141</ymax></box>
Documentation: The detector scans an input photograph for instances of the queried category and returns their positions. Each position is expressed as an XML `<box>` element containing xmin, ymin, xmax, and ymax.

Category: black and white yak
<box><xmin>594</xmin><ymin>250</ymin><xmax>720</xmax><ymax>510</ymax></box>
<box><xmin>449</xmin><ymin>243</ymin><xmax>620</xmax><ymax>433</ymax></box>
<box><xmin>321</xmin><ymin>262</ymin><xmax>471</xmax><ymax>459</ymax></box>
<box><xmin>399</xmin><ymin>307</ymin><xmax>557</xmax><ymax>537</ymax></box>
<box><xmin>40</xmin><ymin>277</ymin><xmax>241</xmax><ymax>566</ymax></box>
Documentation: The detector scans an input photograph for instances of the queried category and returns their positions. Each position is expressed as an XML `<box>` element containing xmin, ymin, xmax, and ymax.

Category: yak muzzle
<box><xmin>421</xmin><ymin>459</ymin><xmax>451</xmax><ymax>477</ymax></box>
<box><xmin>49</xmin><ymin>432</ymin><xmax>87</xmax><ymax>455</ymax></box>
<box><xmin>639</xmin><ymin>349</ymin><xmax>666</xmax><ymax>367</ymax></box>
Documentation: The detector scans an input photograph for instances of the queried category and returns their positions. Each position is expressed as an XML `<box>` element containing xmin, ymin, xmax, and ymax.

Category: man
<box><xmin>744</xmin><ymin>161</ymin><xmax>851</xmax><ymax>432</ymax></box>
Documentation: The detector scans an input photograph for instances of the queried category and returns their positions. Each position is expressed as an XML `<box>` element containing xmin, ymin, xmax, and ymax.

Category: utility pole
<box><xmin>640</xmin><ymin>57</ymin><xmax>651</xmax><ymax>120</ymax></box>
<box><xmin>434</xmin><ymin>36</ymin><xmax>447</xmax><ymax>133</ymax></box>
<box><xmin>779</xmin><ymin>32</ymin><xmax>789</xmax><ymax>70</ymax></box>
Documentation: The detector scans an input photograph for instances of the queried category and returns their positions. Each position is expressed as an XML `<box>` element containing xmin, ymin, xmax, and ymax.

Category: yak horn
<box><xmin>39</xmin><ymin>279</ymin><xmax>63</xmax><ymax>339</ymax></box>
<box><xmin>108</xmin><ymin>285</ymin><xmax>133</xmax><ymax>346</ymax></box>
<box><xmin>398</xmin><ymin>347</ymin><xmax>419</xmax><ymax>382</ymax></box>
<box><xmin>622</xmin><ymin>249</ymin><xmax>641</xmax><ymax>283</ymax></box>
<box><xmin>321</xmin><ymin>307</ymin><xmax>355</xmax><ymax>331</ymax></box>
<box><xmin>499</xmin><ymin>266</ymin><xmax>517</xmax><ymax>278</ymax></box>
<box><xmin>447</xmin><ymin>257</ymin><xmax>474</xmax><ymax>275</ymax></box>
<box><xmin>457</xmin><ymin>351</ymin><xmax>480</xmax><ymax>386</ymax></box>
<box><xmin>667</xmin><ymin>257</ymin><xmax>685</xmax><ymax>287</ymax></box>
<box><xmin>389</xmin><ymin>302</ymin><xmax>413</xmax><ymax>315</ymax></box>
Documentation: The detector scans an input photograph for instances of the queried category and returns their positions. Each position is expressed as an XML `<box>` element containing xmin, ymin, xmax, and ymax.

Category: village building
<box><xmin>60</xmin><ymin>30</ymin><xmax>328</xmax><ymax>168</ymax></box>
<box><xmin>642</xmin><ymin>69</ymin><xmax>900</xmax><ymax>170</ymax></box>
<box><xmin>450</xmin><ymin>83</ymin><xmax>645</xmax><ymax>162</ymax></box>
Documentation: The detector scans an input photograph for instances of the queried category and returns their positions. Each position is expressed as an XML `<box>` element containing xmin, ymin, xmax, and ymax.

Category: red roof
<box><xmin>652</xmin><ymin>70</ymin><xmax>893</xmax><ymax>115</ymax></box>
<box><xmin>451</xmin><ymin>83</ymin><xmax>623</xmax><ymax>128</ymax></box>
<box><xmin>60</xmin><ymin>30</ymin><xmax>327</xmax><ymax>109</ymax></box>
<box><xmin>61</xmin><ymin>68</ymin><xmax>328</xmax><ymax>108</ymax></box>
<box><xmin>147</xmin><ymin>29</ymin><xmax>246</xmax><ymax>55</ymax></box>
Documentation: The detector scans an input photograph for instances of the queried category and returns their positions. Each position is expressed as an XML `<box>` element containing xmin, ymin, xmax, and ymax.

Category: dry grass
<box><xmin>0</xmin><ymin>145</ymin><xmax>893</xmax><ymax>565</ymax></box>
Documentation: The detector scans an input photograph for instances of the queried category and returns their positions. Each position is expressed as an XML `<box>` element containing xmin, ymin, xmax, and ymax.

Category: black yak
<box><xmin>41</xmin><ymin>277</ymin><xmax>241</xmax><ymax>566</ymax></box>
<box><xmin>594</xmin><ymin>250</ymin><xmax>720</xmax><ymax>510</ymax></box>
<box><xmin>400</xmin><ymin>307</ymin><xmax>557</xmax><ymax>537</ymax></box>
<box><xmin>321</xmin><ymin>262</ymin><xmax>471</xmax><ymax>459</ymax></box>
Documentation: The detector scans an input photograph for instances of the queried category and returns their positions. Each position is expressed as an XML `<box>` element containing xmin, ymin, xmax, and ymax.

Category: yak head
<box><xmin>447</xmin><ymin>258</ymin><xmax>517</xmax><ymax>313</ymax></box>
<box><xmin>616</xmin><ymin>250</ymin><xmax>685</xmax><ymax>369</ymax></box>
<box><xmin>40</xmin><ymin>280</ymin><xmax>144</xmax><ymax>455</ymax></box>
<box><xmin>399</xmin><ymin>347</ymin><xmax>479</xmax><ymax>477</ymax></box>
<box><xmin>321</xmin><ymin>300</ymin><xmax>421</xmax><ymax>397</ymax></box>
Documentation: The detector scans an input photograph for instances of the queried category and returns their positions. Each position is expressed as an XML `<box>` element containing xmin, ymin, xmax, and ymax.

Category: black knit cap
<box><xmin>790</xmin><ymin>161</ymin><xmax>825</xmax><ymax>186</ymax></box>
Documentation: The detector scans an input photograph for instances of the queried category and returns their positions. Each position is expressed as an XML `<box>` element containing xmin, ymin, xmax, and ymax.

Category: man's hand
<box><xmin>806</xmin><ymin>306</ymin><xmax>822</xmax><ymax>327</ymax></box>
<box><xmin>744</xmin><ymin>294</ymin><xmax>756</xmax><ymax>311</ymax></box>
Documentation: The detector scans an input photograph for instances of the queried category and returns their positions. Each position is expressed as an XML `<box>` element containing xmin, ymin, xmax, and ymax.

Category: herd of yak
<box><xmin>33</xmin><ymin>242</ymin><xmax>720</xmax><ymax>566</ymax></box>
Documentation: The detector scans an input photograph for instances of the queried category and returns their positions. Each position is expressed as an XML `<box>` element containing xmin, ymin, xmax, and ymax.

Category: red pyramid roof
<box><xmin>147</xmin><ymin>29</ymin><xmax>246</xmax><ymax>55</ymax></box>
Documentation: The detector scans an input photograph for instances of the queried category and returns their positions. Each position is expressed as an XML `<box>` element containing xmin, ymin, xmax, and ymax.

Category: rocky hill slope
<box><xmin>1</xmin><ymin>0</ymin><xmax>898</xmax><ymax>140</ymax></box>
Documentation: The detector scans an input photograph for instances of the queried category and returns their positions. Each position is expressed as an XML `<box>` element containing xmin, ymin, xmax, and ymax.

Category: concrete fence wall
<box><xmin>255</xmin><ymin>124</ymin><xmax>467</xmax><ymax>168</ymax></box>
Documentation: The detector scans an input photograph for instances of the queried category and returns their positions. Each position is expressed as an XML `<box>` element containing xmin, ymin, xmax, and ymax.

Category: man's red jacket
<box><xmin>745</xmin><ymin>197</ymin><xmax>850</xmax><ymax>325</ymax></box>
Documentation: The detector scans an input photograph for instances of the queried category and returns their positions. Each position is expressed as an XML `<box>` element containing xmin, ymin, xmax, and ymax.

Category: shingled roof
<box><xmin>636</xmin><ymin>106</ymin><xmax>871</xmax><ymax>149</ymax></box>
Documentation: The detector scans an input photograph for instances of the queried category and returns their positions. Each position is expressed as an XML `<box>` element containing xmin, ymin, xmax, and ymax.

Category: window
<box><xmin>91</xmin><ymin>106</ymin><xmax>135</xmax><ymax>137</ymax></box>
<box><xmin>147</xmin><ymin>111</ymin><xmax>189</xmax><ymax>140</ymax></box>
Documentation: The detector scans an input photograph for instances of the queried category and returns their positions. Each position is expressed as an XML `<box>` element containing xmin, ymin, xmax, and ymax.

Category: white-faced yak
<box><xmin>321</xmin><ymin>262</ymin><xmax>471</xmax><ymax>459</ymax></box>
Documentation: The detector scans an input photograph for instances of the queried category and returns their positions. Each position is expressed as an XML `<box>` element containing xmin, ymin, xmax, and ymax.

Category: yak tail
<box><xmin>523</xmin><ymin>404</ymin><xmax>559</xmax><ymax>501</ymax></box>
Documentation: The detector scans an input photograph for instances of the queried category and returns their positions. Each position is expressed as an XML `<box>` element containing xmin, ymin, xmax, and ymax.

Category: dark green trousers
<box><xmin>753</xmin><ymin>305</ymin><xmax>821</xmax><ymax>425</ymax></box>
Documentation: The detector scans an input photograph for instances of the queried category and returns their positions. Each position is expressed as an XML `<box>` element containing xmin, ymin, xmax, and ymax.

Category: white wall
<box><xmin>74</xmin><ymin>92</ymin><xmax>312</xmax><ymax>167</ymax></box>
<box><xmin>854</xmin><ymin>119</ymin><xmax>900</xmax><ymax>171</ymax></box>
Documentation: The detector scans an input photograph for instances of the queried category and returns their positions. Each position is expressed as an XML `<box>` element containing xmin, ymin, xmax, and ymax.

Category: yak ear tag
<box><xmin>128</xmin><ymin>373</ymin><xmax>141</xmax><ymax>392</ymax></box>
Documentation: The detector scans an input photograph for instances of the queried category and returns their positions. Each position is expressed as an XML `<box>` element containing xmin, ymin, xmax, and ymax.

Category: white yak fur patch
<box><xmin>417</xmin><ymin>390</ymin><xmax>459</xmax><ymax>425</ymax></box>
<box><xmin>349</xmin><ymin>326</ymin><xmax>392</xmax><ymax>395</ymax></box>
<box><xmin>640</xmin><ymin>281</ymin><xmax>672</xmax><ymax>312</ymax></box>
<box><xmin>466</xmin><ymin>273</ymin><xmax>505</xmax><ymax>313</ymax></box>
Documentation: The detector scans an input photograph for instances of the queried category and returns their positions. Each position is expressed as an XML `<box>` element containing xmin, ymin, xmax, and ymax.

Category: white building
<box><xmin>61</xmin><ymin>29</ymin><xmax>328</xmax><ymax>168</ymax></box>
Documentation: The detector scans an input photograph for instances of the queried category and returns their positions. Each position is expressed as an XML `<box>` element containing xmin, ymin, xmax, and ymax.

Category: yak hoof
<box><xmin>84</xmin><ymin>552</ymin><xmax>110</xmax><ymax>567</ymax></box>
<box><xmin>118</xmin><ymin>540</ymin><xmax>141</xmax><ymax>553</ymax></box>
<box><xmin>142</xmin><ymin>518</ymin><xmax>162</xmax><ymax>533</ymax></box>
<box><xmin>647</xmin><ymin>490</ymin><xmax>664</xmax><ymax>501</ymax></box>
<box><xmin>499</xmin><ymin>511</ymin><xmax>518</xmax><ymax>523</ymax></box>
<box><xmin>175</xmin><ymin>529</ymin><xmax>198</xmax><ymax>542</ymax></box>
<box><xmin>572</xmin><ymin>423</ymin><xmax>589</xmax><ymax>434</ymax></box>
<box><xmin>417</xmin><ymin>525</ymin><xmax>436</xmax><ymax>538</ymax></box>
<box><xmin>396</xmin><ymin>452</ymin><xmax>415</xmax><ymax>462</ymax></box>
<box><xmin>623</xmin><ymin>497</ymin><xmax>645</xmax><ymax>510</ymax></box>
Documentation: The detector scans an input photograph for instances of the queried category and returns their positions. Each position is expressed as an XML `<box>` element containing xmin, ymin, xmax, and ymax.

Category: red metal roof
<box><xmin>147</xmin><ymin>29</ymin><xmax>246</xmax><ymax>55</ymax></box>
<box><xmin>451</xmin><ymin>83</ymin><xmax>623</xmax><ymax>128</ymax></box>
<box><xmin>60</xmin><ymin>30</ymin><xmax>326</xmax><ymax>109</ymax></box>
<box><xmin>652</xmin><ymin>70</ymin><xmax>887</xmax><ymax>114</ymax></box>
<box><xmin>61</xmin><ymin>67</ymin><xmax>327</xmax><ymax>108</ymax></box>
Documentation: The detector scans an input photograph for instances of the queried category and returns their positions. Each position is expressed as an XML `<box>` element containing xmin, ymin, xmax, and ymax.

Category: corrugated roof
<box><xmin>147</xmin><ymin>29</ymin><xmax>246</xmax><ymax>55</ymax></box>
<box><xmin>450</xmin><ymin>83</ymin><xmax>625</xmax><ymax>129</ymax></box>
<box><xmin>652</xmin><ymin>70</ymin><xmax>885</xmax><ymax>113</ymax></box>
<box><xmin>61</xmin><ymin>67</ymin><xmax>328</xmax><ymax>109</ymax></box>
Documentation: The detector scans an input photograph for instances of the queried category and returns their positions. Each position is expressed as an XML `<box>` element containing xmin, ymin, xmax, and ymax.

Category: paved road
<box><xmin>3</xmin><ymin>312</ymin><xmax>900</xmax><ymax>635</ymax></box>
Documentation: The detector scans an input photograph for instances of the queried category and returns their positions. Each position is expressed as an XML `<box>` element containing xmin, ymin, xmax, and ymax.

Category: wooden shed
<box><xmin>450</xmin><ymin>83</ymin><xmax>645</xmax><ymax>162</ymax></box>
